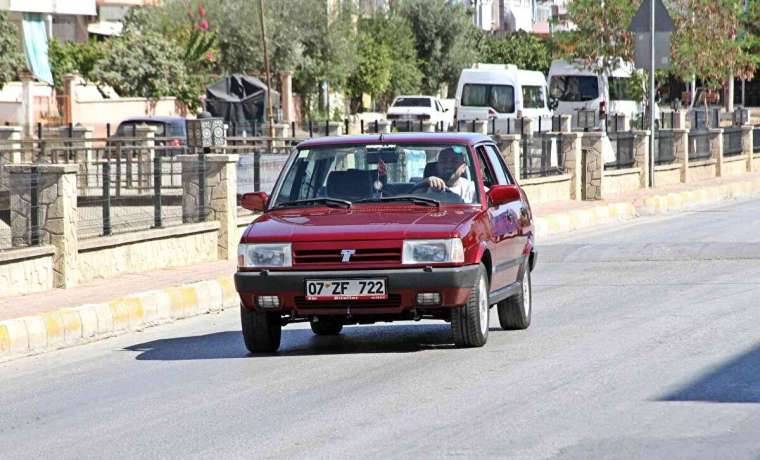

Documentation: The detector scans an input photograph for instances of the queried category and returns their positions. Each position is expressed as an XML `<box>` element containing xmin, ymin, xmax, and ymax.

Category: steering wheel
<box><xmin>414</xmin><ymin>181</ymin><xmax>465</xmax><ymax>203</ymax></box>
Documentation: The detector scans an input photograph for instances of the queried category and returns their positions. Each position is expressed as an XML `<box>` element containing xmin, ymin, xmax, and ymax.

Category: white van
<box><xmin>454</xmin><ymin>64</ymin><xmax>551</xmax><ymax>132</ymax></box>
<box><xmin>547</xmin><ymin>59</ymin><xmax>645</xmax><ymax>129</ymax></box>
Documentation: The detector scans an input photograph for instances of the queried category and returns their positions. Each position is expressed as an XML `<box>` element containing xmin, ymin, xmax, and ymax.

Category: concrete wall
<box><xmin>76</xmin><ymin>222</ymin><xmax>219</xmax><ymax>283</ymax></box>
<box><xmin>603</xmin><ymin>168</ymin><xmax>641</xmax><ymax>198</ymax></box>
<box><xmin>654</xmin><ymin>164</ymin><xmax>683</xmax><ymax>187</ymax></box>
<box><xmin>521</xmin><ymin>174</ymin><xmax>573</xmax><ymax>204</ymax></box>
<box><xmin>689</xmin><ymin>160</ymin><xmax>717</xmax><ymax>181</ymax></box>
<box><xmin>0</xmin><ymin>246</ymin><xmax>55</xmax><ymax>297</ymax></box>
<box><xmin>754</xmin><ymin>155</ymin><xmax>760</xmax><ymax>171</ymax></box>
<box><xmin>721</xmin><ymin>156</ymin><xmax>748</xmax><ymax>177</ymax></box>
<box><xmin>0</xmin><ymin>101</ymin><xmax>23</xmax><ymax>125</ymax></box>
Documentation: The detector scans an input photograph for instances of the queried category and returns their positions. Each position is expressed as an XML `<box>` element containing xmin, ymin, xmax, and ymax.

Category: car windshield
<box><xmin>549</xmin><ymin>75</ymin><xmax>599</xmax><ymax>102</ymax></box>
<box><xmin>461</xmin><ymin>84</ymin><xmax>515</xmax><ymax>114</ymax></box>
<box><xmin>608</xmin><ymin>77</ymin><xmax>637</xmax><ymax>101</ymax></box>
<box><xmin>272</xmin><ymin>143</ymin><xmax>480</xmax><ymax>207</ymax></box>
<box><xmin>393</xmin><ymin>97</ymin><xmax>432</xmax><ymax>107</ymax></box>
<box><xmin>522</xmin><ymin>85</ymin><xmax>546</xmax><ymax>108</ymax></box>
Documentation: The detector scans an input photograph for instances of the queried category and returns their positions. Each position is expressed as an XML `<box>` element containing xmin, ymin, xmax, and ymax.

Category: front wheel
<box><xmin>451</xmin><ymin>264</ymin><xmax>489</xmax><ymax>348</ymax></box>
<box><xmin>497</xmin><ymin>269</ymin><xmax>532</xmax><ymax>330</ymax></box>
<box><xmin>241</xmin><ymin>305</ymin><xmax>282</xmax><ymax>353</ymax></box>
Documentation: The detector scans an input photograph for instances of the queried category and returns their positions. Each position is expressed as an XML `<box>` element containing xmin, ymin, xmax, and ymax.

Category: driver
<box><xmin>418</xmin><ymin>147</ymin><xmax>476</xmax><ymax>203</ymax></box>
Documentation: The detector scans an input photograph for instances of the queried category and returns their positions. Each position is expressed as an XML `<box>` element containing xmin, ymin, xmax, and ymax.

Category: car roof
<box><xmin>297</xmin><ymin>132</ymin><xmax>492</xmax><ymax>149</ymax></box>
<box><xmin>119</xmin><ymin>116</ymin><xmax>186</xmax><ymax>125</ymax></box>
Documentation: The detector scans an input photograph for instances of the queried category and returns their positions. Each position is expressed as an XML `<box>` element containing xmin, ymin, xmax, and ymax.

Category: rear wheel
<box><xmin>497</xmin><ymin>269</ymin><xmax>532</xmax><ymax>330</ymax></box>
<box><xmin>240</xmin><ymin>305</ymin><xmax>282</xmax><ymax>353</ymax></box>
<box><xmin>310</xmin><ymin>317</ymin><xmax>343</xmax><ymax>336</ymax></box>
<box><xmin>451</xmin><ymin>264</ymin><xmax>489</xmax><ymax>348</ymax></box>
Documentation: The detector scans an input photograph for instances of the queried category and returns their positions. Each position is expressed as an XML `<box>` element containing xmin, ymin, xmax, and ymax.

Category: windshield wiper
<box><xmin>274</xmin><ymin>197</ymin><xmax>352</xmax><ymax>209</ymax></box>
<box><xmin>357</xmin><ymin>195</ymin><xmax>440</xmax><ymax>207</ymax></box>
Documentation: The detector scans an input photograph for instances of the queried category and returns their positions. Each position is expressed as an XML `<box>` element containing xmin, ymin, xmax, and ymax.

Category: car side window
<box><xmin>475</xmin><ymin>146</ymin><xmax>498</xmax><ymax>188</ymax></box>
<box><xmin>484</xmin><ymin>145</ymin><xmax>512</xmax><ymax>185</ymax></box>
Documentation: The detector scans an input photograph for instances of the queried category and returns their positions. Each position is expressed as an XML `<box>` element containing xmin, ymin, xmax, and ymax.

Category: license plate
<box><xmin>305</xmin><ymin>279</ymin><xmax>387</xmax><ymax>301</ymax></box>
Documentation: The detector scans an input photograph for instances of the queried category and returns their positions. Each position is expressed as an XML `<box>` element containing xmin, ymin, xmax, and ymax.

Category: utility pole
<box><xmin>649</xmin><ymin>0</ymin><xmax>655</xmax><ymax>188</ymax></box>
<box><xmin>258</xmin><ymin>0</ymin><xmax>275</xmax><ymax>138</ymax></box>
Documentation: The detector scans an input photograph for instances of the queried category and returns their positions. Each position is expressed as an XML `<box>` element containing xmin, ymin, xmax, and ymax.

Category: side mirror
<box><xmin>488</xmin><ymin>185</ymin><xmax>521</xmax><ymax>207</ymax></box>
<box><xmin>240</xmin><ymin>192</ymin><xmax>269</xmax><ymax>212</ymax></box>
<box><xmin>444</xmin><ymin>107</ymin><xmax>449</xmax><ymax>112</ymax></box>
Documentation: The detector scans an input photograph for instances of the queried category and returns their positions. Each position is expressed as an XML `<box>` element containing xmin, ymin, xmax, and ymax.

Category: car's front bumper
<box><xmin>235</xmin><ymin>265</ymin><xmax>480</xmax><ymax>315</ymax></box>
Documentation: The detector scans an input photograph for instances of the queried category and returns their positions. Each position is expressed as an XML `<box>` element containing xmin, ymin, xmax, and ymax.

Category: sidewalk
<box><xmin>3</xmin><ymin>171</ymin><xmax>760</xmax><ymax>361</ymax></box>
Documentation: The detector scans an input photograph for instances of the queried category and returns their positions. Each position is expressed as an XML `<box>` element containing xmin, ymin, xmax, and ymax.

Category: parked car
<box><xmin>112</xmin><ymin>116</ymin><xmax>187</xmax><ymax>154</ymax></box>
<box><xmin>454</xmin><ymin>63</ymin><xmax>552</xmax><ymax>131</ymax></box>
<box><xmin>386</xmin><ymin>95</ymin><xmax>451</xmax><ymax>130</ymax></box>
<box><xmin>548</xmin><ymin>59</ymin><xmax>655</xmax><ymax>129</ymax></box>
<box><xmin>235</xmin><ymin>132</ymin><xmax>537</xmax><ymax>352</ymax></box>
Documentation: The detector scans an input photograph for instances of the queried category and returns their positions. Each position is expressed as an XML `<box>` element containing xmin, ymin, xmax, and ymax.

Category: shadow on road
<box><xmin>124</xmin><ymin>323</ymin><xmax>456</xmax><ymax>360</ymax></box>
<box><xmin>658</xmin><ymin>343</ymin><xmax>760</xmax><ymax>403</ymax></box>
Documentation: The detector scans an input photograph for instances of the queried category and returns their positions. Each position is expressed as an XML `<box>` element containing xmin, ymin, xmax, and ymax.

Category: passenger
<box><xmin>416</xmin><ymin>147</ymin><xmax>476</xmax><ymax>203</ymax></box>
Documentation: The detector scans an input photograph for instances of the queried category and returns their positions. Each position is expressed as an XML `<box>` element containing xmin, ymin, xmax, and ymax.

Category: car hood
<box><xmin>243</xmin><ymin>205</ymin><xmax>480</xmax><ymax>242</ymax></box>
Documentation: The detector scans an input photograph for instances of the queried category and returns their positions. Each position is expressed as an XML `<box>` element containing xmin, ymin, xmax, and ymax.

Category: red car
<box><xmin>235</xmin><ymin>133</ymin><xmax>536</xmax><ymax>352</ymax></box>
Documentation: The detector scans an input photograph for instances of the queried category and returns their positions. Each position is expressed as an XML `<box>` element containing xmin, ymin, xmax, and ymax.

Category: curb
<box><xmin>534</xmin><ymin>178</ymin><xmax>760</xmax><ymax>240</ymax></box>
<box><xmin>2</xmin><ymin>178</ymin><xmax>760</xmax><ymax>362</ymax></box>
<box><xmin>0</xmin><ymin>276</ymin><xmax>238</xmax><ymax>362</ymax></box>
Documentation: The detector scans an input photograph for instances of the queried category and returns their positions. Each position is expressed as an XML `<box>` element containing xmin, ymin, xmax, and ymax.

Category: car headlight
<box><xmin>402</xmin><ymin>239</ymin><xmax>464</xmax><ymax>265</ymax></box>
<box><xmin>238</xmin><ymin>243</ymin><xmax>292</xmax><ymax>268</ymax></box>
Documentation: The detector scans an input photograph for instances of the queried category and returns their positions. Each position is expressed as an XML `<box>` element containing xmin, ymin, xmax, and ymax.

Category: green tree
<box><xmin>347</xmin><ymin>13</ymin><xmax>422</xmax><ymax>110</ymax></box>
<box><xmin>474</xmin><ymin>31</ymin><xmax>552</xmax><ymax>74</ymax></box>
<box><xmin>397</xmin><ymin>0</ymin><xmax>478</xmax><ymax>96</ymax></box>
<box><xmin>670</xmin><ymin>0</ymin><xmax>749</xmax><ymax>121</ymax></box>
<box><xmin>736</xmin><ymin>0</ymin><xmax>760</xmax><ymax>83</ymax></box>
<box><xmin>48</xmin><ymin>39</ymin><xmax>106</xmax><ymax>92</ymax></box>
<box><xmin>91</xmin><ymin>30</ymin><xmax>190</xmax><ymax>103</ymax></box>
<box><xmin>0</xmin><ymin>11</ymin><xmax>24</xmax><ymax>89</ymax></box>
<box><xmin>559</xmin><ymin>0</ymin><xmax>638</xmax><ymax>77</ymax></box>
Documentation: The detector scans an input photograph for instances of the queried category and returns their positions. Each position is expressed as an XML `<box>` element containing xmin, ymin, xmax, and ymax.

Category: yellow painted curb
<box><xmin>23</xmin><ymin>316</ymin><xmax>47</xmax><ymax>351</ymax></box>
<box><xmin>0</xmin><ymin>323</ymin><xmax>10</xmax><ymax>354</ymax></box>
<box><xmin>108</xmin><ymin>299</ymin><xmax>131</xmax><ymax>331</ymax></box>
<box><xmin>165</xmin><ymin>286</ymin><xmax>199</xmax><ymax>319</ymax></box>
<box><xmin>217</xmin><ymin>276</ymin><xmax>238</xmax><ymax>307</ymax></box>
<box><xmin>41</xmin><ymin>311</ymin><xmax>65</xmax><ymax>348</ymax></box>
<box><xmin>60</xmin><ymin>307</ymin><xmax>85</xmax><ymax>343</ymax></box>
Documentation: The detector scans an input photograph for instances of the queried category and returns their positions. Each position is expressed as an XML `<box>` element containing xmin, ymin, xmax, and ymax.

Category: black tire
<box><xmin>451</xmin><ymin>264</ymin><xmax>489</xmax><ymax>348</ymax></box>
<box><xmin>240</xmin><ymin>305</ymin><xmax>282</xmax><ymax>353</ymax></box>
<box><xmin>310</xmin><ymin>317</ymin><xmax>343</xmax><ymax>336</ymax></box>
<box><xmin>497</xmin><ymin>268</ymin><xmax>532</xmax><ymax>330</ymax></box>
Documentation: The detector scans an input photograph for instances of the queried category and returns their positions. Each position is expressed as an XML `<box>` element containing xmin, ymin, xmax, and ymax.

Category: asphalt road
<box><xmin>2</xmin><ymin>198</ymin><xmax>760</xmax><ymax>459</ymax></box>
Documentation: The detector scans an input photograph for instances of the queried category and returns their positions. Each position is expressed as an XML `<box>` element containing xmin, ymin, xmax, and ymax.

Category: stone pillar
<box><xmin>473</xmin><ymin>119</ymin><xmax>488</xmax><ymax>135</ymax></box>
<box><xmin>611</xmin><ymin>113</ymin><xmax>630</xmax><ymax>132</ymax></box>
<box><xmin>742</xmin><ymin>125</ymin><xmax>754</xmax><ymax>173</ymax></box>
<box><xmin>673</xmin><ymin>128</ymin><xmax>689</xmax><ymax>183</ymax></box>
<box><xmin>0</xmin><ymin>126</ymin><xmax>23</xmax><ymax>163</ymax></box>
<box><xmin>673</xmin><ymin>110</ymin><xmax>688</xmax><ymax>130</ymax></box>
<box><xmin>517</xmin><ymin>117</ymin><xmax>533</xmax><ymax>137</ymax></box>
<box><xmin>134</xmin><ymin>125</ymin><xmax>156</xmax><ymax>193</ymax></box>
<box><xmin>494</xmin><ymin>134</ymin><xmax>521</xmax><ymax>180</ymax></box>
<box><xmin>7</xmin><ymin>164</ymin><xmax>79</xmax><ymax>288</ymax></box>
<box><xmin>281</xmin><ymin>71</ymin><xmax>294</xmax><ymax>123</ymax></box>
<box><xmin>633</xmin><ymin>130</ymin><xmax>650</xmax><ymax>188</ymax></box>
<box><xmin>21</xmin><ymin>72</ymin><xmax>35</xmax><ymax>138</ymax></box>
<box><xmin>559</xmin><ymin>114</ymin><xmax>572</xmax><ymax>133</ymax></box>
<box><xmin>562</xmin><ymin>132</ymin><xmax>583</xmax><ymax>200</ymax></box>
<box><xmin>178</xmin><ymin>154</ymin><xmax>239</xmax><ymax>262</ymax></box>
<box><xmin>421</xmin><ymin>121</ymin><xmax>436</xmax><ymax>132</ymax></box>
<box><xmin>581</xmin><ymin>132</ymin><xmax>605</xmax><ymax>200</ymax></box>
<box><xmin>710</xmin><ymin>129</ymin><xmax>724</xmax><ymax>177</ymax></box>
<box><xmin>62</xmin><ymin>74</ymin><xmax>76</xmax><ymax>125</ymax></box>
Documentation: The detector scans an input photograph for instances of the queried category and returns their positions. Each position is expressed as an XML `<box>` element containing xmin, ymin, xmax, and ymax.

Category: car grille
<box><xmin>293</xmin><ymin>247</ymin><xmax>402</xmax><ymax>266</ymax></box>
<box><xmin>294</xmin><ymin>294</ymin><xmax>402</xmax><ymax>309</ymax></box>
